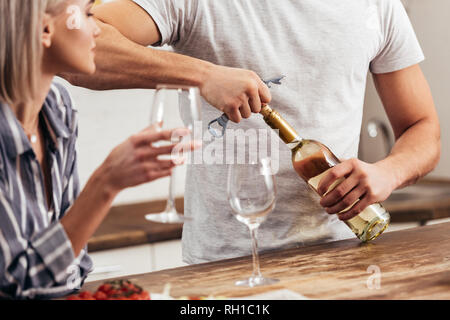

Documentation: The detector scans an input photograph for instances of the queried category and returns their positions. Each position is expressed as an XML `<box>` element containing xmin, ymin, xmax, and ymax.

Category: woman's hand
<box><xmin>62</xmin><ymin>125</ymin><xmax>200</xmax><ymax>257</ymax></box>
<box><xmin>317</xmin><ymin>159</ymin><xmax>398</xmax><ymax>221</ymax></box>
<box><xmin>98</xmin><ymin>126</ymin><xmax>200</xmax><ymax>195</ymax></box>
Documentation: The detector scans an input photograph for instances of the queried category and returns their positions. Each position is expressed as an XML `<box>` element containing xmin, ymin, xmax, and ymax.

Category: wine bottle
<box><xmin>260</xmin><ymin>105</ymin><xmax>390</xmax><ymax>242</ymax></box>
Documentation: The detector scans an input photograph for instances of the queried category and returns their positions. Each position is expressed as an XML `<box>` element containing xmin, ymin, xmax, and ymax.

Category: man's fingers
<box><xmin>317</xmin><ymin>162</ymin><xmax>353</xmax><ymax>196</ymax></box>
<box><xmin>324</xmin><ymin>184</ymin><xmax>365</xmax><ymax>215</ymax></box>
<box><xmin>239</xmin><ymin>99</ymin><xmax>252</xmax><ymax>119</ymax></box>
<box><xmin>337</xmin><ymin>195</ymin><xmax>371</xmax><ymax>221</ymax></box>
<box><xmin>248</xmin><ymin>94</ymin><xmax>262</xmax><ymax>114</ymax></box>
<box><xmin>258</xmin><ymin>80</ymin><xmax>272</xmax><ymax>104</ymax></box>
<box><xmin>320</xmin><ymin>174</ymin><xmax>360</xmax><ymax>208</ymax></box>
<box><xmin>227</xmin><ymin>107</ymin><xmax>242</xmax><ymax>123</ymax></box>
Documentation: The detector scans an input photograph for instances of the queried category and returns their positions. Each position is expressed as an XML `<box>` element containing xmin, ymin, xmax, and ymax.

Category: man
<box><xmin>65</xmin><ymin>0</ymin><xmax>441</xmax><ymax>264</ymax></box>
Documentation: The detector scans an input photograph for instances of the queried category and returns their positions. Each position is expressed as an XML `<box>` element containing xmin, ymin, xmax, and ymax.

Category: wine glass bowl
<box><xmin>228</xmin><ymin>164</ymin><xmax>275</xmax><ymax>227</ymax></box>
<box><xmin>144</xmin><ymin>85</ymin><xmax>202</xmax><ymax>224</ymax></box>
<box><xmin>227</xmin><ymin>158</ymin><xmax>279</xmax><ymax>287</ymax></box>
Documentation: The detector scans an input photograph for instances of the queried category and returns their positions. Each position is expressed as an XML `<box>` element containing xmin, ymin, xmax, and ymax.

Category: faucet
<box><xmin>366</xmin><ymin>118</ymin><xmax>393</xmax><ymax>157</ymax></box>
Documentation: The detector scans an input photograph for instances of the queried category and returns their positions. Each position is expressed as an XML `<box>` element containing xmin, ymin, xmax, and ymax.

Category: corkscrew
<box><xmin>207</xmin><ymin>76</ymin><xmax>285</xmax><ymax>138</ymax></box>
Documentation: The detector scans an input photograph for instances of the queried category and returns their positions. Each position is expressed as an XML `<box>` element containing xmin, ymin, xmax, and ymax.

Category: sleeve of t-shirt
<box><xmin>133</xmin><ymin>0</ymin><xmax>197</xmax><ymax>47</ymax></box>
<box><xmin>370</xmin><ymin>0</ymin><xmax>425</xmax><ymax>74</ymax></box>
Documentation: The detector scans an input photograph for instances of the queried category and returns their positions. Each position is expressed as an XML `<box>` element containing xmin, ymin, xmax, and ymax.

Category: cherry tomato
<box><xmin>67</xmin><ymin>280</ymin><xmax>148</xmax><ymax>300</ymax></box>
<box><xmin>98</xmin><ymin>284</ymin><xmax>112</xmax><ymax>294</ymax></box>
<box><xmin>93</xmin><ymin>291</ymin><xmax>108</xmax><ymax>300</ymax></box>
<box><xmin>78</xmin><ymin>291</ymin><xmax>92</xmax><ymax>299</ymax></box>
<box><xmin>108</xmin><ymin>289</ymin><xmax>119</xmax><ymax>297</ymax></box>
<box><xmin>139</xmin><ymin>291</ymin><xmax>150</xmax><ymax>300</ymax></box>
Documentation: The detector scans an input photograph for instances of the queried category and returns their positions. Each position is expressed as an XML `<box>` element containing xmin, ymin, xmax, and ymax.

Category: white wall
<box><xmin>408</xmin><ymin>0</ymin><xmax>450</xmax><ymax>178</ymax></box>
<box><xmin>56</xmin><ymin>78</ymin><xmax>187</xmax><ymax>205</ymax></box>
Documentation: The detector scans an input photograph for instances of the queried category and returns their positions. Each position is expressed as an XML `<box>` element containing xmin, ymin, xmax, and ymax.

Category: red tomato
<box><xmin>139</xmin><ymin>291</ymin><xmax>150</xmax><ymax>300</ymax></box>
<box><xmin>128</xmin><ymin>293</ymin><xmax>140</xmax><ymax>300</ymax></box>
<box><xmin>78</xmin><ymin>291</ymin><xmax>92</xmax><ymax>299</ymax></box>
<box><xmin>66</xmin><ymin>280</ymin><xmax>148</xmax><ymax>300</ymax></box>
<box><xmin>98</xmin><ymin>284</ymin><xmax>112</xmax><ymax>294</ymax></box>
<box><xmin>93</xmin><ymin>291</ymin><xmax>108</xmax><ymax>300</ymax></box>
<box><xmin>108</xmin><ymin>289</ymin><xmax>119</xmax><ymax>297</ymax></box>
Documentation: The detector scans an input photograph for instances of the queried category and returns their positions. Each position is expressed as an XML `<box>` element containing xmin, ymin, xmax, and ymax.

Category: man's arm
<box><xmin>317</xmin><ymin>64</ymin><xmax>441</xmax><ymax>220</ymax></box>
<box><xmin>62</xmin><ymin>0</ymin><xmax>271</xmax><ymax>123</ymax></box>
<box><xmin>372</xmin><ymin>64</ymin><xmax>441</xmax><ymax>187</ymax></box>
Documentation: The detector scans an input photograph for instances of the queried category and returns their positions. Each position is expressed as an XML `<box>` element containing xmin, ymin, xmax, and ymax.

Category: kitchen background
<box><xmin>55</xmin><ymin>0</ymin><xmax>450</xmax><ymax>281</ymax></box>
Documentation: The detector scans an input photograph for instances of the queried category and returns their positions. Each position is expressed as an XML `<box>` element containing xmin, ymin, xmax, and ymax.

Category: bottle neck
<box><xmin>260</xmin><ymin>105</ymin><xmax>302</xmax><ymax>150</ymax></box>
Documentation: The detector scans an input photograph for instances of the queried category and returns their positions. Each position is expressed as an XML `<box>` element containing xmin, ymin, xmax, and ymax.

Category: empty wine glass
<box><xmin>145</xmin><ymin>85</ymin><xmax>201</xmax><ymax>224</ymax></box>
<box><xmin>227</xmin><ymin>158</ymin><xmax>279</xmax><ymax>287</ymax></box>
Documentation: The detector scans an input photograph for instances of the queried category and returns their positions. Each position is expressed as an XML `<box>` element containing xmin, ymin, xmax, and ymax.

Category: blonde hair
<box><xmin>0</xmin><ymin>0</ymin><xmax>65</xmax><ymax>106</ymax></box>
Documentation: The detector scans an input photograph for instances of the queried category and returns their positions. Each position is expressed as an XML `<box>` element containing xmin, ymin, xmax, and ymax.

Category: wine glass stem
<box><xmin>249</xmin><ymin>226</ymin><xmax>262</xmax><ymax>278</ymax></box>
<box><xmin>165</xmin><ymin>169</ymin><xmax>177</xmax><ymax>214</ymax></box>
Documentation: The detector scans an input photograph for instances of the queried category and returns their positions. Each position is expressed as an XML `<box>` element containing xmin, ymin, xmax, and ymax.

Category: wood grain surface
<box><xmin>87</xmin><ymin>198</ymin><xmax>184</xmax><ymax>252</ymax></box>
<box><xmin>81</xmin><ymin>222</ymin><xmax>450</xmax><ymax>300</ymax></box>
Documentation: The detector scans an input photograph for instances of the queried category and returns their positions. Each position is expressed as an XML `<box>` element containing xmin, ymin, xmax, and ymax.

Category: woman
<box><xmin>0</xmin><ymin>0</ymin><xmax>196</xmax><ymax>299</ymax></box>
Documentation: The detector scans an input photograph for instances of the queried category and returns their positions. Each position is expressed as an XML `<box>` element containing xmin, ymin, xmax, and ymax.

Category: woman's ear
<box><xmin>42</xmin><ymin>13</ymin><xmax>55</xmax><ymax>48</ymax></box>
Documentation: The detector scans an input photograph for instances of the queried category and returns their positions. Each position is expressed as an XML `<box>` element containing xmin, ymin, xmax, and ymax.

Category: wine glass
<box><xmin>227</xmin><ymin>158</ymin><xmax>279</xmax><ymax>287</ymax></box>
<box><xmin>145</xmin><ymin>85</ymin><xmax>202</xmax><ymax>224</ymax></box>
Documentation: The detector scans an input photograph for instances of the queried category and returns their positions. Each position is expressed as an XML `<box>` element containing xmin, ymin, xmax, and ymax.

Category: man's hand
<box><xmin>200</xmin><ymin>64</ymin><xmax>272</xmax><ymax>123</ymax></box>
<box><xmin>317</xmin><ymin>159</ymin><xmax>397</xmax><ymax>221</ymax></box>
<box><xmin>317</xmin><ymin>64</ymin><xmax>440</xmax><ymax>221</ymax></box>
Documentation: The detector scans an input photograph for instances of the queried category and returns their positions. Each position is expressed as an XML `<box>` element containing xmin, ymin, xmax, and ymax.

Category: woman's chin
<box><xmin>62</xmin><ymin>62</ymin><xmax>96</xmax><ymax>76</ymax></box>
<box><xmin>77</xmin><ymin>63</ymin><xmax>97</xmax><ymax>75</ymax></box>
<box><xmin>87</xmin><ymin>64</ymin><xmax>97</xmax><ymax>75</ymax></box>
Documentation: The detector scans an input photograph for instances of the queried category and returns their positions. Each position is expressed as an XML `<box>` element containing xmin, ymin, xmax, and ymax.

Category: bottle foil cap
<box><xmin>261</xmin><ymin>105</ymin><xmax>299</xmax><ymax>144</ymax></box>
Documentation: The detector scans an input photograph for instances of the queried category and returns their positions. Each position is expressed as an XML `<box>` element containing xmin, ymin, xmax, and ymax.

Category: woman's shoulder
<box><xmin>45</xmin><ymin>81</ymin><xmax>78</xmax><ymax>135</ymax></box>
<box><xmin>50</xmin><ymin>82</ymin><xmax>73</xmax><ymax>106</ymax></box>
<box><xmin>0</xmin><ymin>143</ymin><xmax>6</xmax><ymax>188</ymax></box>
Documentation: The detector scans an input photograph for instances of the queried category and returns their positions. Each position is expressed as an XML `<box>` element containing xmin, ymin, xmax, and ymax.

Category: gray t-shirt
<box><xmin>134</xmin><ymin>0</ymin><xmax>424</xmax><ymax>264</ymax></box>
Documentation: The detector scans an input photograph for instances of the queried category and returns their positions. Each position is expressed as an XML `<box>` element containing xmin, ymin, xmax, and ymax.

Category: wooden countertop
<box><xmin>87</xmin><ymin>198</ymin><xmax>184</xmax><ymax>252</ymax></box>
<box><xmin>81</xmin><ymin>222</ymin><xmax>450</xmax><ymax>299</ymax></box>
<box><xmin>382</xmin><ymin>179</ymin><xmax>450</xmax><ymax>224</ymax></box>
<box><xmin>88</xmin><ymin>178</ymin><xmax>450</xmax><ymax>252</ymax></box>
